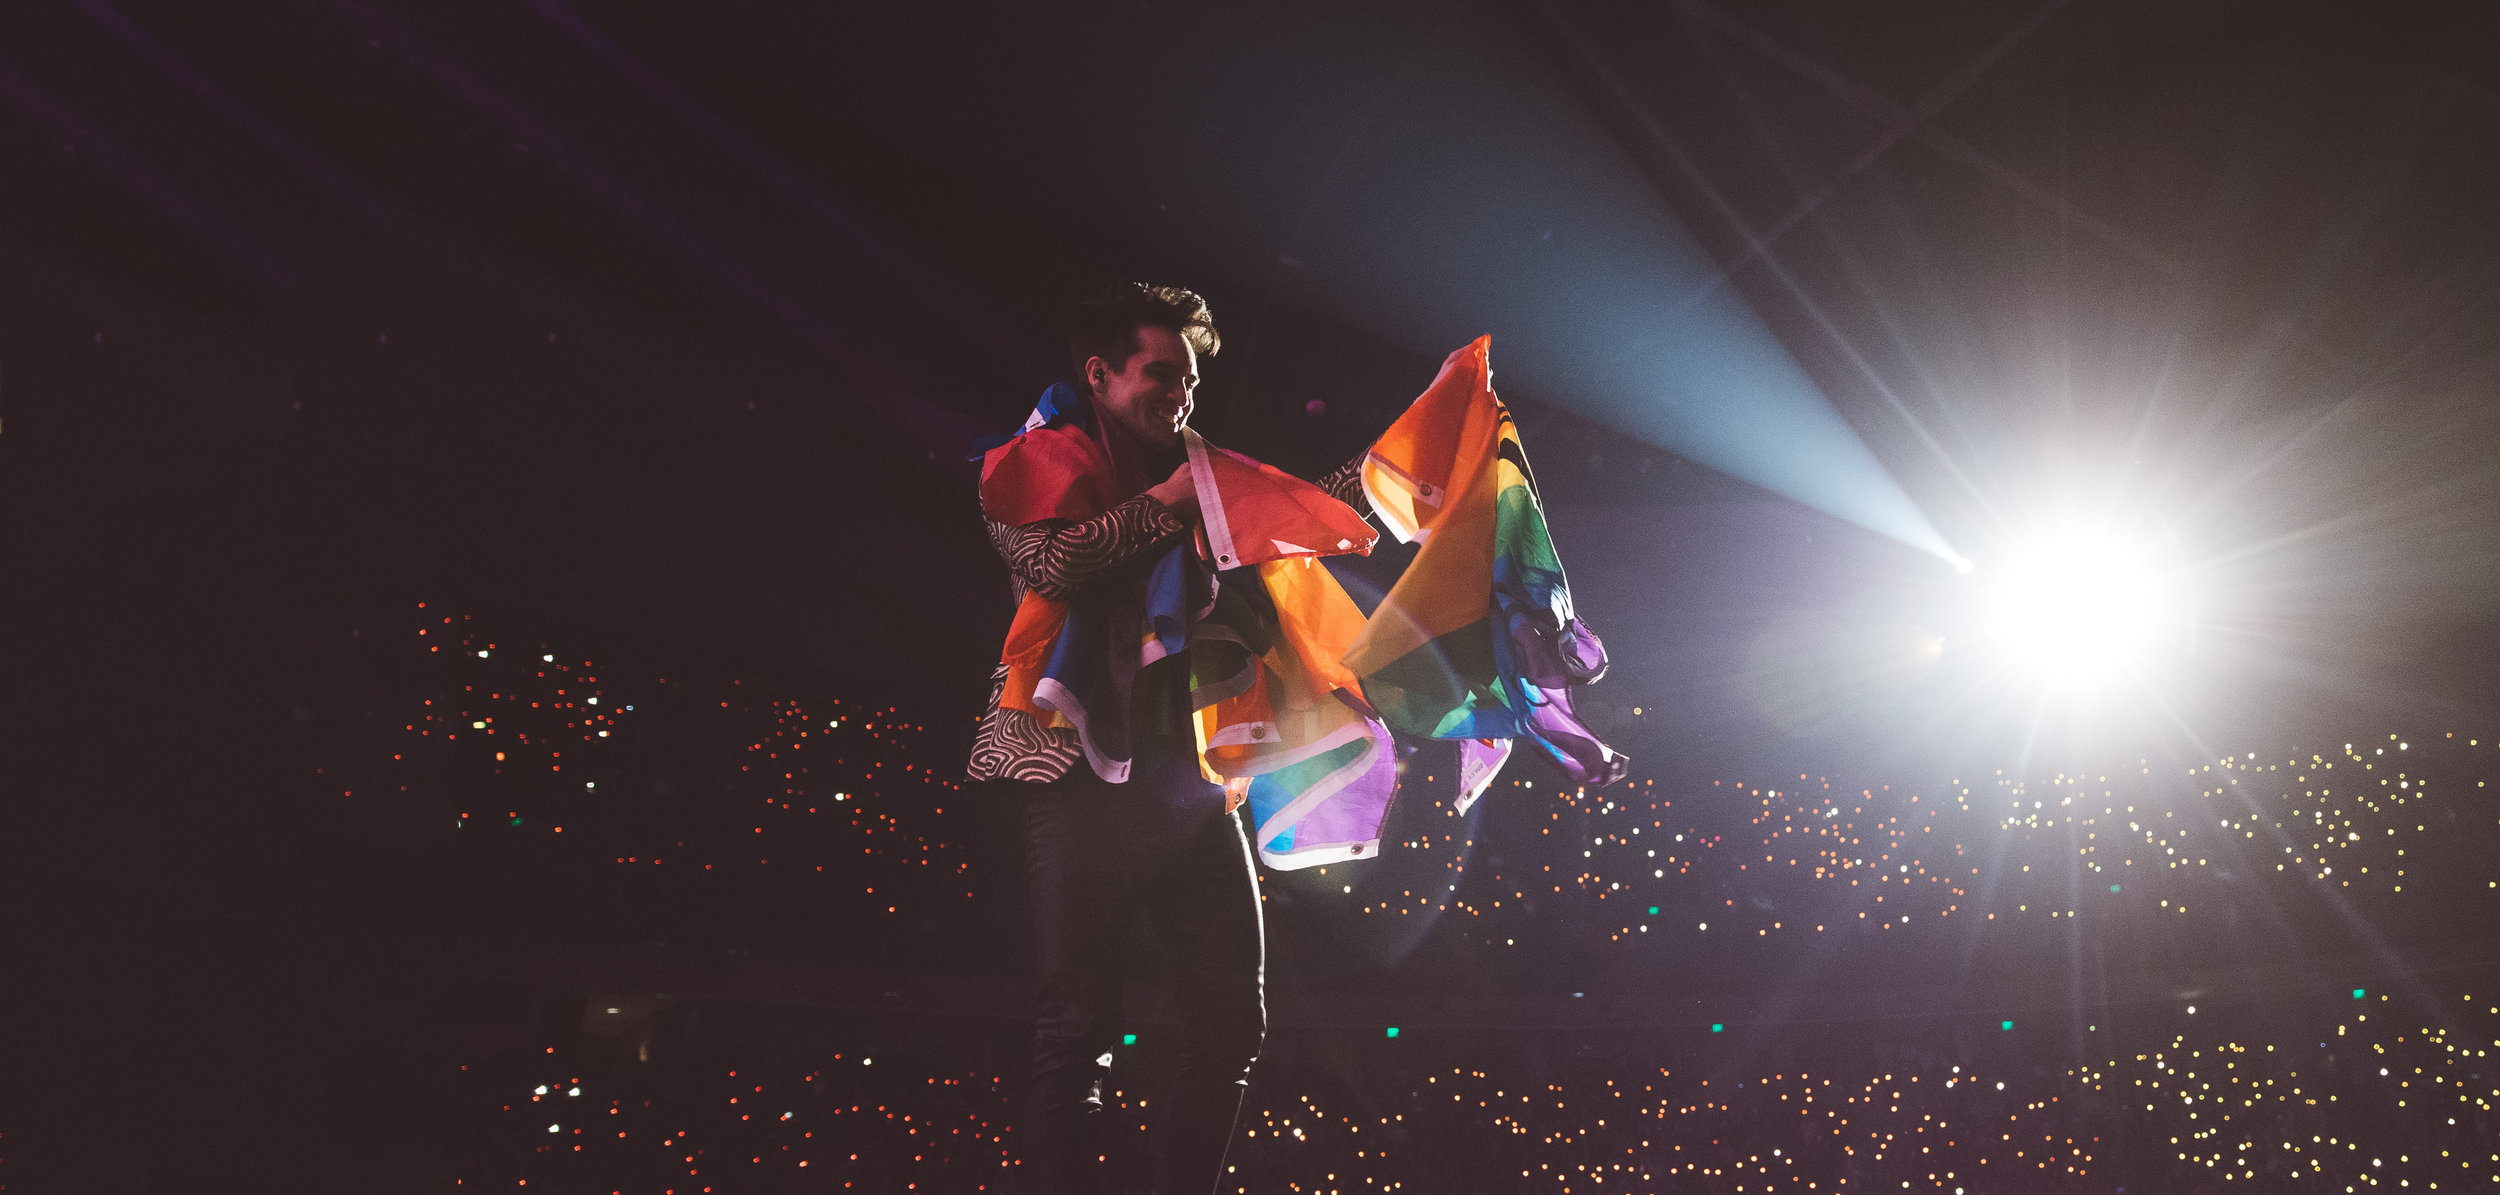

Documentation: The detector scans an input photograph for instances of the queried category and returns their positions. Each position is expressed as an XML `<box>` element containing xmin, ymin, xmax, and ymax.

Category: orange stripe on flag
<box><xmin>1348</xmin><ymin>336</ymin><xmax>1505</xmax><ymax>675</ymax></box>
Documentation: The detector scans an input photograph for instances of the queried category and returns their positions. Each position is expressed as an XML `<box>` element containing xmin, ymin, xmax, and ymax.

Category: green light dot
<box><xmin>2352</xmin><ymin>989</ymin><xmax>2366</xmax><ymax>999</ymax></box>
<box><xmin>1385</xmin><ymin>1027</ymin><xmax>1399</xmax><ymax>1038</ymax></box>
<box><xmin>1121</xmin><ymin>1033</ymin><xmax>1137</xmax><ymax>1045</ymax></box>
<box><xmin>2109</xmin><ymin>884</ymin><xmax>2121</xmax><ymax>892</ymax></box>
<box><xmin>2001</xmin><ymin>1020</ymin><xmax>2014</xmax><ymax>1031</ymax></box>
<box><xmin>1709</xmin><ymin>1023</ymin><xmax>1723</xmax><ymax>1033</ymax></box>
<box><xmin>1647</xmin><ymin>906</ymin><xmax>1660</xmax><ymax>915</ymax></box>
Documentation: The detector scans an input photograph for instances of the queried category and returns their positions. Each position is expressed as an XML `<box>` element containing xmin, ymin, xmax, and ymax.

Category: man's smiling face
<box><xmin>1090</xmin><ymin>324</ymin><xmax>1199</xmax><ymax>449</ymax></box>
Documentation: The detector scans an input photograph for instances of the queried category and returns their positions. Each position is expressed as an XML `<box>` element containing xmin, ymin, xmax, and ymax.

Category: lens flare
<box><xmin>1980</xmin><ymin>524</ymin><xmax>2191</xmax><ymax>688</ymax></box>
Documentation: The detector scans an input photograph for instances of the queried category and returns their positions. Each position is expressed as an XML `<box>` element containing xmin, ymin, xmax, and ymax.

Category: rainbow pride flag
<box><xmin>980</xmin><ymin>338</ymin><xmax>1622</xmax><ymax>869</ymax></box>
<box><xmin>1348</xmin><ymin>336</ymin><xmax>1627</xmax><ymax>797</ymax></box>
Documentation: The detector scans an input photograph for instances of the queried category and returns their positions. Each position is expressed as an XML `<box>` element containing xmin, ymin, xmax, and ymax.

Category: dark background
<box><xmin>4</xmin><ymin>0</ymin><xmax>2498</xmax><ymax>1188</ymax></box>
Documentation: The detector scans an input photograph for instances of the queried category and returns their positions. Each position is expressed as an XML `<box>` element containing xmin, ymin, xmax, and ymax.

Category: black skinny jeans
<box><xmin>1019</xmin><ymin>745</ymin><xmax>1266</xmax><ymax>1195</ymax></box>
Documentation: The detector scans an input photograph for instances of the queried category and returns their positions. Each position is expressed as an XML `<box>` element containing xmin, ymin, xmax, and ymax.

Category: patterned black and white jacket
<box><xmin>965</xmin><ymin>454</ymin><xmax>1368</xmax><ymax>784</ymax></box>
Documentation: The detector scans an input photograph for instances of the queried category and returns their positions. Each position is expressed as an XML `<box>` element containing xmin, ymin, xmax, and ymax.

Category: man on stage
<box><xmin>969</xmin><ymin>281</ymin><xmax>1367</xmax><ymax>1194</ymax></box>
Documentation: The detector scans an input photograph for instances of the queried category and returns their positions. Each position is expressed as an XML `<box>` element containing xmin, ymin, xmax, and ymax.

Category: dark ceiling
<box><xmin>6</xmin><ymin>0</ymin><xmax>2497</xmax><ymax>761</ymax></box>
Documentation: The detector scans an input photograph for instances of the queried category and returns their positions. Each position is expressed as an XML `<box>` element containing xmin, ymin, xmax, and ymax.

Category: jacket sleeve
<box><xmin>985</xmin><ymin>493</ymin><xmax>1191</xmax><ymax>602</ymax></box>
<box><xmin>1313</xmin><ymin>450</ymin><xmax>1370</xmax><ymax>510</ymax></box>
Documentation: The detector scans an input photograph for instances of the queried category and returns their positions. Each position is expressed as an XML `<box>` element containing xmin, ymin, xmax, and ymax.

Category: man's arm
<box><xmin>988</xmin><ymin>454</ymin><xmax>1368</xmax><ymax>599</ymax></box>
<box><xmin>1313</xmin><ymin>450</ymin><xmax>1368</xmax><ymax>509</ymax></box>
<box><xmin>986</xmin><ymin>494</ymin><xmax>1191</xmax><ymax>602</ymax></box>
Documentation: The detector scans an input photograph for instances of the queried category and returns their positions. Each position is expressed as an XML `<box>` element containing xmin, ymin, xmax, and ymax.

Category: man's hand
<box><xmin>1146</xmin><ymin>462</ymin><xmax>1198</xmax><ymax>516</ymax></box>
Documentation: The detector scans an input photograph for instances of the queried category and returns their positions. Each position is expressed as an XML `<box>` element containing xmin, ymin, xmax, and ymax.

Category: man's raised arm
<box><xmin>986</xmin><ymin>464</ymin><xmax>1197</xmax><ymax>602</ymax></box>
<box><xmin>1313</xmin><ymin>450</ymin><xmax>1369</xmax><ymax>510</ymax></box>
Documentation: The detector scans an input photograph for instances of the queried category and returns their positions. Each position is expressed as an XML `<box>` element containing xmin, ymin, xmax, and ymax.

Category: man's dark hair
<box><xmin>1068</xmin><ymin>281</ymin><xmax>1220</xmax><ymax>380</ymax></box>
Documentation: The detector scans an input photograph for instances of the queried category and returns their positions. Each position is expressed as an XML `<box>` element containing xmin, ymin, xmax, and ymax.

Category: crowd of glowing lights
<box><xmin>356</xmin><ymin>602</ymin><xmax>976</xmax><ymax>909</ymax></box>
<box><xmin>340</xmin><ymin>603</ymin><xmax>2499</xmax><ymax>1191</ymax></box>
<box><xmin>463</xmin><ymin>990</ymin><xmax>2496</xmax><ymax>1193</ymax></box>
<box><xmin>1310</xmin><ymin>734</ymin><xmax>2489</xmax><ymax>953</ymax></box>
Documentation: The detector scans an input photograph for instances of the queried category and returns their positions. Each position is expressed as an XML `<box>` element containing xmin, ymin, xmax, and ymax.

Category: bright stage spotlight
<box><xmin>1978</xmin><ymin>523</ymin><xmax>2193</xmax><ymax>689</ymax></box>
